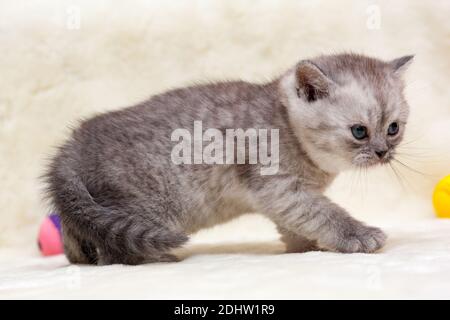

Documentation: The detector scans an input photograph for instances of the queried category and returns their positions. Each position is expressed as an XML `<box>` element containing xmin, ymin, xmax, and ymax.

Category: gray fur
<box><xmin>44</xmin><ymin>53</ymin><xmax>412</xmax><ymax>265</ymax></box>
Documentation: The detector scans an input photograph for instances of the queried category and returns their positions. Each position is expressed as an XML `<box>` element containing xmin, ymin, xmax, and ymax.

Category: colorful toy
<box><xmin>38</xmin><ymin>213</ymin><xmax>63</xmax><ymax>256</ymax></box>
<box><xmin>433</xmin><ymin>175</ymin><xmax>450</xmax><ymax>218</ymax></box>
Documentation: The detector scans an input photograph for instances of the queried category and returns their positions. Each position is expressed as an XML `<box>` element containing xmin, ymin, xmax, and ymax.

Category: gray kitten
<box><xmin>45</xmin><ymin>53</ymin><xmax>413</xmax><ymax>265</ymax></box>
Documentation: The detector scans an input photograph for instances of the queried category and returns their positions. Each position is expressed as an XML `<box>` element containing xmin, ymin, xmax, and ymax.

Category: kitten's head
<box><xmin>280</xmin><ymin>53</ymin><xmax>413</xmax><ymax>173</ymax></box>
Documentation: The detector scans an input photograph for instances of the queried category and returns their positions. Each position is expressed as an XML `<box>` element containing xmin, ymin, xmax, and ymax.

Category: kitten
<box><xmin>45</xmin><ymin>53</ymin><xmax>413</xmax><ymax>265</ymax></box>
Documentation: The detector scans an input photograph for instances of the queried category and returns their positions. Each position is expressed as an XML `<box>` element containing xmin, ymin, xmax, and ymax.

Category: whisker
<box><xmin>362</xmin><ymin>165</ymin><xmax>368</xmax><ymax>203</ymax></box>
<box><xmin>398</xmin><ymin>138</ymin><xmax>423</xmax><ymax>147</ymax></box>
<box><xmin>357</xmin><ymin>165</ymin><xmax>364</xmax><ymax>201</ymax></box>
<box><xmin>388</xmin><ymin>162</ymin><xmax>407</xmax><ymax>191</ymax></box>
<box><xmin>348</xmin><ymin>166</ymin><xmax>360</xmax><ymax>197</ymax></box>
<box><xmin>391</xmin><ymin>161</ymin><xmax>419</xmax><ymax>193</ymax></box>
<box><xmin>394</xmin><ymin>154</ymin><xmax>447</xmax><ymax>166</ymax></box>
<box><xmin>395</xmin><ymin>151</ymin><xmax>440</xmax><ymax>158</ymax></box>
<box><xmin>392</xmin><ymin>157</ymin><xmax>436</xmax><ymax>179</ymax></box>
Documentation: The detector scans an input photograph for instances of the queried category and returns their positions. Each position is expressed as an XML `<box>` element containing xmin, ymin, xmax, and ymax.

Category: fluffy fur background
<box><xmin>1</xmin><ymin>0</ymin><xmax>449</xmax><ymax>250</ymax></box>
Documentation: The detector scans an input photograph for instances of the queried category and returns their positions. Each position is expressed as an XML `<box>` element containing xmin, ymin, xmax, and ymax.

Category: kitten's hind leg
<box><xmin>95</xmin><ymin>224</ymin><xmax>188</xmax><ymax>265</ymax></box>
<box><xmin>62</xmin><ymin>227</ymin><xmax>98</xmax><ymax>264</ymax></box>
<box><xmin>277</xmin><ymin>226</ymin><xmax>321</xmax><ymax>253</ymax></box>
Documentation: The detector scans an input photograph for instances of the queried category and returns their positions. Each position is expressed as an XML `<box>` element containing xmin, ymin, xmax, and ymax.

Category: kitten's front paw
<box><xmin>327</xmin><ymin>225</ymin><xmax>387</xmax><ymax>253</ymax></box>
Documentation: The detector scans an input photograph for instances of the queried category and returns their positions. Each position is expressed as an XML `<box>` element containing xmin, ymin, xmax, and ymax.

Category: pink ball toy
<box><xmin>38</xmin><ymin>214</ymin><xmax>63</xmax><ymax>256</ymax></box>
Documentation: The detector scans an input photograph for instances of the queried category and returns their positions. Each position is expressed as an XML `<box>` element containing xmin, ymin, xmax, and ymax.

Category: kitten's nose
<box><xmin>375</xmin><ymin>150</ymin><xmax>387</xmax><ymax>159</ymax></box>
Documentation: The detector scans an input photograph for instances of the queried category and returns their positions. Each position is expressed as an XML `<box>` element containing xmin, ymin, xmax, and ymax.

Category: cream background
<box><xmin>0</xmin><ymin>0</ymin><xmax>450</xmax><ymax>299</ymax></box>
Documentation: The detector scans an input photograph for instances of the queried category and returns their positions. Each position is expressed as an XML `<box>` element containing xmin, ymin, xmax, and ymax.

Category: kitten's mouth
<box><xmin>380</xmin><ymin>155</ymin><xmax>393</xmax><ymax>164</ymax></box>
<box><xmin>353</xmin><ymin>153</ymin><xmax>393</xmax><ymax>168</ymax></box>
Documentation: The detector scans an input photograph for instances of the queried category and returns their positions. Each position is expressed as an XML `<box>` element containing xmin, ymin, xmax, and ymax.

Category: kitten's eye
<box><xmin>351</xmin><ymin>125</ymin><xmax>368</xmax><ymax>140</ymax></box>
<box><xmin>388</xmin><ymin>122</ymin><xmax>399</xmax><ymax>136</ymax></box>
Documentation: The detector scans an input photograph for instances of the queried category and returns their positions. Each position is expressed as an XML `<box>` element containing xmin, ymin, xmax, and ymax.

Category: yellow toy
<box><xmin>433</xmin><ymin>175</ymin><xmax>450</xmax><ymax>218</ymax></box>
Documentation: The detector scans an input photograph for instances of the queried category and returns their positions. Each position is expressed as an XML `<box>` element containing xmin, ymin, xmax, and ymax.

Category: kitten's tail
<box><xmin>44</xmin><ymin>160</ymin><xmax>188</xmax><ymax>256</ymax></box>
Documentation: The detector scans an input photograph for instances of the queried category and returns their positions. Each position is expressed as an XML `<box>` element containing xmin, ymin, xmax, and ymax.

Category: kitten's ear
<box><xmin>390</xmin><ymin>55</ymin><xmax>414</xmax><ymax>74</ymax></box>
<box><xmin>295</xmin><ymin>61</ymin><xmax>333</xmax><ymax>102</ymax></box>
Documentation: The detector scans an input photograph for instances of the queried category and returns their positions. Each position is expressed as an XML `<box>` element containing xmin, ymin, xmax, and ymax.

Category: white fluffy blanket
<box><xmin>1</xmin><ymin>0</ymin><xmax>450</xmax><ymax>299</ymax></box>
<box><xmin>2</xmin><ymin>217</ymin><xmax>450</xmax><ymax>299</ymax></box>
